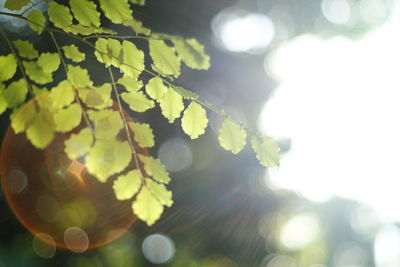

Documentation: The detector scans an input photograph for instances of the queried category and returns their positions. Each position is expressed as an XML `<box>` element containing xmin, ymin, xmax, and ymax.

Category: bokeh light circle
<box><xmin>142</xmin><ymin>234</ymin><xmax>175</xmax><ymax>264</ymax></box>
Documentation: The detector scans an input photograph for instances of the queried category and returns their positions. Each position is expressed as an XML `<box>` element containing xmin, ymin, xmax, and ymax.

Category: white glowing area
<box><xmin>261</xmin><ymin>10</ymin><xmax>400</xmax><ymax>221</ymax></box>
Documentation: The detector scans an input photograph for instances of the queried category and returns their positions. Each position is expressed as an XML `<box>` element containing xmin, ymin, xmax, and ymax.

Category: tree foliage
<box><xmin>0</xmin><ymin>0</ymin><xmax>280</xmax><ymax>226</ymax></box>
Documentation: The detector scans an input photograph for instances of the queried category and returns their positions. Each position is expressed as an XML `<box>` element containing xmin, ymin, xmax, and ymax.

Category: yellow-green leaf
<box><xmin>23</xmin><ymin>61</ymin><xmax>53</xmax><ymax>84</ymax></box>
<box><xmin>67</xmin><ymin>65</ymin><xmax>93</xmax><ymax>88</ymax></box>
<box><xmin>218</xmin><ymin>119</ymin><xmax>247</xmax><ymax>154</ymax></box>
<box><xmin>87</xmin><ymin>109</ymin><xmax>123</xmax><ymax>139</ymax></box>
<box><xmin>38</xmin><ymin>53</ymin><xmax>60</xmax><ymax>73</ymax></box>
<box><xmin>47</xmin><ymin>2</ymin><xmax>73</xmax><ymax>29</ymax></box>
<box><xmin>122</xmin><ymin>18</ymin><xmax>150</xmax><ymax>35</ymax></box>
<box><xmin>129</xmin><ymin>0</ymin><xmax>145</xmax><ymax>5</ymax></box>
<box><xmin>26</xmin><ymin>110</ymin><xmax>55</xmax><ymax>149</ymax></box>
<box><xmin>11</xmin><ymin>101</ymin><xmax>37</xmax><ymax>134</ymax></box>
<box><xmin>4</xmin><ymin>79</ymin><xmax>28</xmax><ymax>108</ymax></box>
<box><xmin>251</xmin><ymin>136</ymin><xmax>280</xmax><ymax>167</ymax></box>
<box><xmin>121</xmin><ymin>91</ymin><xmax>154</xmax><ymax>112</ymax></box>
<box><xmin>0</xmin><ymin>54</ymin><xmax>17</xmax><ymax>81</ymax></box>
<box><xmin>86</xmin><ymin>139</ymin><xmax>132</xmax><ymax>183</ymax></box>
<box><xmin>121</xmin><ymin>41</ymin><xmax>144</xmax><ymax>79</ymax></box>
<box><xmin>62</xmin><ymin>45</ymin><xmax>85</xmax><ymax>63</ymax></box>
<box><xmin>174</xmin><ymin>86</ymin><xmax>199</xmax><ymax>100</ymax></box>
<box><xmin>50</xmin><ymin>80</ymin><xmax>74</xmax><ymax>109</ymax></box>
<box><xmin>145</xmin><ymin>77</ymin><xmax>167</xmax><ymax>102</ymax></box>
<box><xmin>146</xmin><ymin>178</ymin><xmax>173</xmax><ymax>207</ymax></box>
<box><xmin>107</xmin><ymin>38</ymin><xmax>122</xmax><ymax>67</ymax></box>
<box><xmin>78</xmin><ymin>85</ymin><xmax>112</xmax><ymax>109</ymax></box>
<box><xmin>113</xmin><ymin>169</ymin><xmax>142</xmax><ymax>200</ymax></box>
<box><xmin>94</xmin><ymin>38</ymin><xmax>111</xmax><ymax>66</ymax></box>
<box><xmin>13</xmin><ymin>40</ymin><xmax>38</xmax><ymax>59</ymax></box>
<box><xmin>70</xmin><ymin>0</ymin><xmax>100</xmax><ymax>27</ymax></box>
<box><xmin>181</xmin><ymin>102</ymin><xmax>208</xmax><ymax>139</ymax></box>
<box><xmin>172</xmin><ymin>38</ymin><xmax>210</xmax><ymax>70</ymax></box>
<box><xmin>159</xmin><ymin>88</ymin><xmax>184</xmax><ymax>123</ymax></box>
<box><xmin>128</xmin><ymin>122</ymin><xmax>154</xmax><ymax>148</ymax></box>
<box><xmin>4</xmin><ymin>0</ymin><xmax>30</xmax><ymax>10</ymax></box>
<box><xmin>117</xmin><ymin>75</ymin><xmax>142</xmax><ymax>92</ymax></box>
<box><xmin>65</xmin><ymin>24</ymin><xmax>115</xmax><ymax>36</ymax></box>
<box><xmin>54</xmin><ymin>103</ymin><xmax>82</xmax><ymax>132</ymax></box>
<box><xmin>132</xmin><ymin>186</ymin><xmax>163</xmax><ymax>226</ymax></box>
<box><xmin>27</xmin><ymin>10</ymin><xmax>46</xmax><ymax>34</ymax></box>
<box><xmin>149</xmin><ymin>40</ymin><xmax>180</xmax><ymax>77</ymax></box>
<box><xmin>64</xmin><ymin>128</ymin><xmax>93</xmax><ymax>160</ymax></box>
<box><xmin>99</xmin><ymin>0</ymin><xmax>132</xmax><ymax>24</ymax></box>
<box><xmin>139</xmin><ymin>155</ymin><xmax>171</xmax><ymax>184</ymax></box>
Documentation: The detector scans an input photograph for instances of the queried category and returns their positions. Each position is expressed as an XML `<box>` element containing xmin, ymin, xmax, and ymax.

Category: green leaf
<box><xmin>4</xmin><ymin>0</ymin><xmax>30</xmax><ymax>10</ymax></box>
<box><xmin>23</xmin><ymin>61</ymin><xmax>53</xmax><ymax>84</ymax></box>
<box><xmin>99</xmin><ymin>0</ymin><xmax>132</xmax><ymax>24</ymax></box>
<box><xmin>159</xmin><ymin>88</ymin><xmax>184</xmax><ymax>123</ymax></box>
<box><xmin>87</xmin><ymin>109</ymin><xmax>123</xmax><ymax>139</ymax></box>
<box><xmin>62</xmin><ymin>45</ymin><xmax>85</xmax><ymax>63</ymax></box>
<box><xmin>50</xmin><ymin>80</ymin><xmax>74</xmax><ymax>109</ymax></box>
<box><xmin>94</xmin><ymin>38</ymin><xmax>111</xmax><ymax>66</ymax></box>
<box><xmin>13</xmin><ymin>40</ymin><xmax>38</xmax><ymax>59</ymax></box>
<box><xmin>129</xmin><ymin>0</ymin><xmax>145</xmax><ymax>5</ymax></box>
<box><xmin>146</xmin><ymin>178</ymin><xmax>173</xmax><ymax>207</ymax></box>
<box><xmin>113</xmin><ymin>169</ymin><xmax>142</xmax><ymax>200</ymax></box>
<box><xmin>86</xmin><ymin>138</ymin><xmax>132</xmax><ymax>183</ymax></box>
<box><xmin>27</xmin><ymin>10</ymin><xmax>46</xmax><ymax>34</ymax></box>
<box><xmin>121</xmin><ymin>41</ymin><xmax>144</xmax><ymax>80</ymax></box>
<box><xmin>218</xmin><ymin>119</ymin><xmax>247</xmax><ymax>154</ymax></box>
<box><xmin>132</xmin><ymin>186</ymin><xmax>163</xmax><ymax>226</ymax></box>
<box><xmin>0</xmin><ymin>54</ymin><xmax>17</xmax><ymax>81</ymax></box>
<box><xmin>11</xmin><ymin>101</ymin><xmax>37</xmax><ymax>134</ymax></box>
<box><xmin>37</xmin><ymin>53</ymin><xmax>60</xmax><ymax>73</ymax></box>
<box><xmin>64</xmin><ymin>128</ymin><xmax>93</xmax><ymax>160</ymax></box>
<box><xmin>122</xmin><ymin>18</ymin><xmax>150</xmax><ymax>35</ymax></box>
<box><xmin>139</xmin><ymin>155</ymin><xmax>171</xmax><ymax>184</ymax></box>
<box><xmin>107</xmin><ymin>39</ymin><xmax>122</xmax><ymax>67</ymax></box>
<box><xmin>174</xmin><ymin>86</ymin><xmax>199</xmax><ymax>100</ymax></box>
<box><xmin>78</xmin><ymin>85</ymin><xmax>112</xmax><ymax>109</ymax></box>
<box><xmin>128</xmin><ymin>122</ymin><xmax>155</xmax><ymax>148</ymax></box>
<box><xmin>118</xmin><ymin>75</ymin><xmax>142</xmax><ymax>91</ymax></box>
<box><xmin>48</xmin><ymin>2</ymin><xmax>73</xmax><ymax>29</ymax></box>
<box><xmin>54</xmin><ymin>103</ymin><xmax>82</xmax><ymax>132</ymax></box>
<box><xmin>65</xmin><ymin>25</ymin><xmax>115</xmax><ymax>36</ymax></box>
<box><xmin>4</xmin><ymin>79</ymin><xmax>28</xmax><ymax>108</ymax></box>
<box><xmin>251</xmin><ymin>136</ymin><xmax>280</xmax><ymax>167</ymax></box>
<box><xmin>70</xmin><ymin>0</ymin><xmax>101</xmax><ymax>27</ymax></box>
<box><xmin>121</xmin><ymin>91</ymin><xmax>154</xmax><ymax>112</ymax></box>
<box><xmin>0</xmin><ymin>84</ymin><xmax>7</xmax><ymax>115</ymax></box>
<box><xmin>172</xmin><ymin>38</ymin><xmax>210</xmax><ymax>70</ymax></box>
<box><xmin>26</xmin><ymin>109</ymin><xmax>55</xmax><ymax>149</ymax></box>
<box><xmin>181</xmin><ymin>102</ymin><xmax>208</xmax><ymax>139</ymax></box>
<box><xmin>145</xmin><ymin>77</ymin><xmax>167</xmax><ymax>102</ymax></box>
<box><xmin>67</xmin><ymin>65</ymin><xmax>93</xmax><ymax>88</ymax></box>
<box><xmin>149</xmin><ymin>40</ymin><xmax>181</xmax><ymax>77</ymax></box>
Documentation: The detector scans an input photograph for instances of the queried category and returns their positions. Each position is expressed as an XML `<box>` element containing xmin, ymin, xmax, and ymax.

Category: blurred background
<box><xmin>1</xmin><ymin>0</ymin><xmax>400</xmax><ymax>266</ymax></box>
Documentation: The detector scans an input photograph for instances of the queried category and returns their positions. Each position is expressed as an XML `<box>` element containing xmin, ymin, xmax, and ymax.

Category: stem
<box><xmin>83</xmin><ymin>34</ymin><xmax>161</xmax><ymax>41</ymax></box>
<box><xmin>49</xmin><ymin>31</ymin><xmax>95</xmax><ymax>135</ymax></box>
<box><xmin>108</xmin><ymin>66</ymin><xmax>145</xmax><ymax>181</ymax></box>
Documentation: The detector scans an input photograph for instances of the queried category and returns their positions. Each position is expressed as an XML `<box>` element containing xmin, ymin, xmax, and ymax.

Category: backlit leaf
<box><xmin>4</xmin><ymin>79</ymin><xmax>28</xmax><ymax>108</ymax></box>
<box><xmin>172</xmin><ymin>38</ymin><xmax>210</xmax><ymax>70</ymax></box>
<box><xmin>23</xmin><ymin>61</ymin><xmax>53</xmax><ymax>84</ymax></box>
<box><xmin>99</xmin><ymin>0</ymin><xmax>132</xmax><ymax>24</ymax></box>
<box><xmin>139</xmin><ymin>155</ymin><xmax>171</xmax><ymax>184</ymax></box>
<box><xmin>50</xmin><ymin>80</ymin><xmax>74</xmax><ymax>109</ymax></box>
<box><xmin>107</xmin><ymin>39</ymin><xmax>122</xmax><ymax>67</ymax></box>
<box><xmin>121</xmin><ymin>91</ymin><xmax>154</xmax><ymax>112</ymax></box>
<box><xmin>94</xmin><ymin>38</ymin><xmax>111</xmax><ymax>66</ymax></box>
<box><xmin>122</xmin><ymin>18</ymin><xmax>150</xmax><ymax>35</ymax></box>
<box><xmin>87</xmin><ymin>109</ymin><xmax>123</xmax><ymax>139</ymax></box>
<box><xmin>27</xmin><ymin>10</ymin><xmax>46</xmax><ymax>34</ymax></box>
<box><xmin>129</xmin><ymin>122</ymin><xmax>155</xmax><ymax>148</ymax></box>
<box><xmin>121</xmin><ymin>41</ymin><xmax>144</xmax><ymax>79</ymax></box>
<box><xmin>113</xmin><ymin>169</ymin><xmax>142</xmax><ymax>200</ymax></box>
<box><xmin>146</xmin><ymin>178</ymin><xmax>173</xmax><ymax>207</ymax></box>
<box><xmin>26</xmin><ymin>109</ymin><xmax>55</xmax><ymax>149</ymax></box>
<box><xmin>118</xmin><ymin>75</ymin><xmax>142</xmax><ymax>91</ymax></box>
<box><xmin>67</xmin><ymin>65</ymin><xmax>93</xmax><ymax>88</ymax></box>
<box><xmin>78</xmin><ymin>85</ymin><xmax>112</xmax><ymax>109</ymax></box>
<box><xmin>64</xmin><ymin>128</ymin><xmax>93</xmax><ymax>160</ymax></box>
<box><xmin>13</xmin><ymin>40</ymin><xmax>38</xmax><ymax>59</ymax></box>
<box><xmin>65</xmin><ymin>25</ymin><xmax>115</xmax><ymax>36</ymax></box>
<box><xmin>0</xmin><ymin>54</ymin><xmax>17</xmax><ymax>81</ymax></box>
<box><xmin>37</xmin><ymin>53</ymin><xmax>60</xmax><ymax>73</ymax></box>
<box><xmin>11</xmin><ymin>101</ymin><xmax>37</xmax><ymax>134</ymax></box>
<box><xmin>251</xmin><ymin>136</ymin><xmax>280</xmax><ymax>167</ymax></box>
<box><xmin>48</xmin><ymin>2</ymin><xmax>73</xmax><ymax>29</ymax></box>
<box><xmin>159</xmin><ymin>88</ymin><xmax>184</xmax><ymax>123</ymax></box>
<box><xmin>149</xmin><ymin>40</ymin><xmax>180</xmax><ymax>77</ymax></box>
<box><xmin>54</xmin><ymin>103</ymin><xmax>82</xmax><ymax>132</ymax></box>
<box><xmin>86</xmin><ymin>138</ymin><xmax>132</xmax><ymax>183</ymax></box>
<box><xmin>0</xmin><ymin>84</ymin><xmax>7</xmax><ymax>115</ymax></box>
<box><xmin>70</xmin><ymin>0</ymin><xmax>101</xmax><ymax>27</ymax></box>
<box><xmin>129</xmin><ymin>0</ymin><xmax>145</xmax><ymax>5</ymax></box>
<box><xmin>145</xmin><ymin>77</ymin><xmax>167</xmax><ymax>101</ymax></box>
<box><xmin>181</xmin><ymin>102</ymin><xmax>208</xmax><ymax>139</ymax></box>
<box><xmin>132</xmin><ymin>186</ymin><xmax>163</xmax><ymax>226</ymax></box>
<box><xmin>62</xmin><ymin>45</ymin><xmax>85</xmax><ymax>63</ymax></box>
<box><xmin>174</xmin><ymin>86</ymin><xmax>199</xmax><ymax>100</ymax></box>
<box><xmin>4</xmin><ymin>0</ymin><xmax>30</xmax><ymax>10</ymax></box>
<box><xmin>218</xmin><ymin>119</ymin><xmax>247</xmax><ymax>154</ymax></box>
